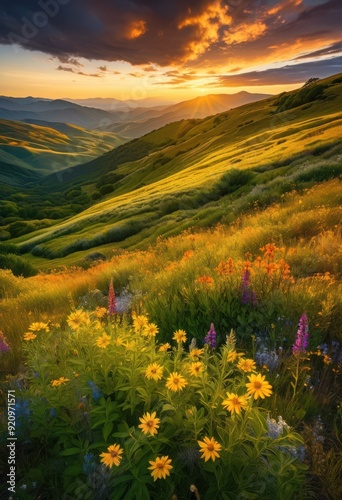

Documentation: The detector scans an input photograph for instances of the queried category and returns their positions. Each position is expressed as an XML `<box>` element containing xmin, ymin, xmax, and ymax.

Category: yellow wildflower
<box><xmin>198</xmin><ymin>437</ymin><xmax>222</xmax><ymax>462</ymax></box>
<box><xmin>222</xmin><ymin>392</ymin><xmax>248</xmax><ymax>415</ymax></box>
<box><xmin>138</xmin><ymin>411</ymin><xmax>160</xmax><ymax>436</ymax></box>
<box><xmin>173</xmin><ymin>330</ymin><xmax>187</xmax><ymax>343</ymax></box>
<box><xmin>148</xmin><ymin>456</ymin><xmax>172</xmax><ymax>481</ymax></box>
<box><xmin>237</xmin><ymin>358</ymin><xmax>256</xmax><ymax>373</ymax></box>
<box><xmin>246</xmin><ymin>373</ymin><xmax>273</xmax><ymax>399</ymax></box>
<box><xmin>145</xmin><ymin>363</ymin><xmax>163</xmax><ymax>381</ymax></box>
<box><xmin>158</xmin><ymin>343</ymin><xmax>171</xmax><ymax>352</ymax></box>
<box><xmin>100</xmin><ymin>444</ymin><xmax>123</xmax><ymax>468</ymax></box>
<box><xmin>143</xmin><ymin>323</ymin><xmax>159</xmax><ymax>337</ymax></box>
<box><xmin>51</xmin><ymin>377</ymin><xmax>70</xmax><ymax>387</ymax></box>
<box><xmin>28</xmin><ymin>322</ymin><xmax>49</xmax><ymax>332</ymax></box>
<box><xmin>166</xmin><ymin>372</ymin><xmax>188</xmax><ymax>392</ymax></box>
<box><xmin>95</xmin><ymin>334</ymin><xmax>111</xmax><ymax>349</ymax></box>
<box><xmin>188</xmin><ymin>362</ymin><xmax>204</xmax><ymax>377</ymax></box>
<box><xmin>23</xmin><ymin>332</ymin><xmax>37</xmax><ymax>341</ymax></box>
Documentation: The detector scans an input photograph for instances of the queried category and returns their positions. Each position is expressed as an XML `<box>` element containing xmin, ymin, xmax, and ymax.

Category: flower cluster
<box><xmin>241</xmin><ymin>269</ymin><xmax>257</xmax><ymax>305</ymax></box>
<box><xmin>108</xmin><ymin>278</ymin><xmax>117</xmax><ymax>315</ymax></box>
<box><xmin>255</xmin><ymin>346</ymin><xmax>279</xmax><ymax>372</ymax></box>
<box><xmin>292</xmin><ymin>313</ymin><xmax>309</xmax><ymax>355</ymax></box>
<box><xmin>204</xmin><ymin>323</ymin><xmax>216</xmax><ymax>348</ymax></box>
<box><xmin>267</xmin><ymin>415</ymin><xmax>290</xmax><ymax>439</ymax></box>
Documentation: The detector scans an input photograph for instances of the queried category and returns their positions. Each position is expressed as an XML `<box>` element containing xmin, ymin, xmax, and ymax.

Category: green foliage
<box><xmin>213</xmin><ymin>169</ymin><xmax>256</xmax><ymax>197</ymax></box>
<box><xmin>0</xmin><ymin>253</ymin><xmax>37</xmax><ymax>277</ymax></box>
<box><xmin>4</xmin><ymin>310</ymin><xmax>308</xmax><ymax>498</ymax></box>
<box><xmin>0</xmin><ymin>242</ymin><xmax>20</xmax><ymax>254</ymax></box>
<box><xmin>99</xmin><ymin>184</ymin><xmax>114</xmax><ymax>196</ymax></box>
<box><xmin>274</xmin><ymin>84</ymin><xmax>326</xmax><ymax>113</ymax></box>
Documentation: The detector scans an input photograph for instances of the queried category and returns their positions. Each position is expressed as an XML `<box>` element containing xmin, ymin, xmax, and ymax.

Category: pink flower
<box><xmin>108</xmin><ymin>278</ymin><xmax>117</xmax><ymax>315</ymax></box>
<box><xmin>292</xmin><ymin>313</ymin><xmax>309</xmax><ymax>355</ymax></box>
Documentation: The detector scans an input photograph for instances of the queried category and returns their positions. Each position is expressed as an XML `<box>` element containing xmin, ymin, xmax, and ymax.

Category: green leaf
<box><xmin>112</xmin><ymin>431</ymin><xmax>130</xmax><ymax>438</ymax></box>
<box><xmin>103</xmin><ymin>421</ymin><xmax>114</xmax><ymax>441</ymax></box>
<box><xmin>59</xmin><ymin>447</ymin><xmax>82</xmax><ymax>456</ymax></box>
<box><xmin>64</xmin><ymin>465</ymin><xmax>83</xmax><ymax>477</ymax></box>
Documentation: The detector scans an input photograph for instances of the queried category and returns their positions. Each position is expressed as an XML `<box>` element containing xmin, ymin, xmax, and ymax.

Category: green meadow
<box><xmin>0</xmin><ymin>75</ymin><xmax>342</xmax><ymax>498</ymax></box>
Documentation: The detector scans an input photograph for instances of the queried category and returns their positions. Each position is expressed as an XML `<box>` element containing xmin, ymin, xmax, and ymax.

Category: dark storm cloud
<box><xmin>0</xmin><ymin>0</ymin><xmax>341</xmax><ymax>68</ymax></box>
<box><xmin>209</xmin><ymin>56</ymin><xmax>342</xmax><ymax>86</ymax></box>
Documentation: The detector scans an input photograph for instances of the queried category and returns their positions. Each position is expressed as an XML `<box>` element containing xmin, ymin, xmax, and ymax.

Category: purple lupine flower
<box><xmin>108</xmin><ymin>278</ymin><xmax>117</xmax><ymax>315</ymax></box>
<box><xmin>292</xmin><ymin>313</ymin><xmax>309</xmax><ymax>355</ymax></box>
<box><xmin>241</xmin><ymin>270</ymin><xmax>257</xmax><ymax>305</ymax></box>
<box><xmin>204</xmin><ymin>323</ymin><xmax>217</xmax><ymax>348</ymax></box>
<box><xmin>0</xmin><ymin>331</ymin><xmax>10</xmax><ymax>352</ymax></box>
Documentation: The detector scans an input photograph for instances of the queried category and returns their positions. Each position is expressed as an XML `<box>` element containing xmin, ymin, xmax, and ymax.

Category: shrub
<box><xmin>0</xmin><ymin>253</ymin><xmax>37</xmax><ymax>277</ymax></box>
<box><xmin>99</xmin><ymin>184</ymin><xmax>114</xmax><ymax>196</ymax></box>
<box><xmin>213</xmin><ymin>169</ymin><xmax>255</xmax><ymax>197</ymax></box>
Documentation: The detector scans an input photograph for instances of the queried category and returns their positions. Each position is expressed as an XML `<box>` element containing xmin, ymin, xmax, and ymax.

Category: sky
<box><xmin>0</xmin><ymin>0</ymin><xmax>341</xmax><ymax>102</ymax></box>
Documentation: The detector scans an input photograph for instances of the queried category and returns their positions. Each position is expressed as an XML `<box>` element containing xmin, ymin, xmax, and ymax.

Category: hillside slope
<box><xmin>0</xmin><ymin>119</ymin><xmax>126</xmax><ymax>182</ymax></box>
<box><xmin>4</xmin><ymin>73</ymin><xmax>342</xmax><ymax>265</ymax></box>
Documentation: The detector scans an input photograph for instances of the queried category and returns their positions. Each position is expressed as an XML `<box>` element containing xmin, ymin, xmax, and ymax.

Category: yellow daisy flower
<box><xmin>189</xmin><ymin>348</ymin><xmax>204</xmax><ymax>359</ymax></box>
<box><xmin>158</xmin><ymin>343</ymin><xmax>171</xmax><ymax>352</ymax></box>
<box><xmin>100</xmin><ymin>444</ymin><xmax>123</xmax><ymax>468</ymax></box>
<box><xmin>246</xmin><ymin>373</ymin><xmax>273</xmax><ymax>399</ymax></box>
<box><xmin>114</xmin><ymin>336</ymin><xmax>124</xmax><ymax>346</ymax></box>
<box><xmin>188</xmin><ymin>362</ymin><xmax>204</xmax><ymax>377</ymax></box>
<box><xmin>23</xmin><ymin>332</ymin><xmax>37</xmax><ymax>341</ymax></box>
<box><xmin>28</xmin><ymin>322</ymin><xmax>49</xmax><ymax>332</ymax></box>
<box><xmin>145</xmin><ymin>363</ymin><xmax>163</xmax><ymax>381</ymax></box>
<box><xmin>227</xmin><ymin>351</ymin><xmax>244</xmax><ymax>362</ymax></box>
<box><xmin>237</xmin><ymin>358</ymin><xmax>256</xmax><ymax>373</ymax></box>
<box><xmin>133</xmin><ymin>315</ymin><xmax>149</xmax><ymax>332</ymax></box>
<box><xmin>95</xmin><ymin>333</ymin><xmax>111</xmax><ymax>349</ymax></box>
<box><xmin>148</xmin><ymin>456</ymin><xmax>173</xmax><ymax>481</ymax></box>
<box><xmin>138</xmin><ymin>411</ymin><xmax>160</xmax><ymax>436</ymax></box>
<box><xmin>222</xmin><ymin>392</ymin><xmax>248</xmax><ymax>414</ymax></box>
<box><xmin>166</xmin><ymin>372</ymin><xmax>188</xmax><ymax>392</ymax></box>
<box><xmin>198</xmin><ymin>436</ymin><xmax>222</xmax><ymax>462</ymax></box>
<box><xmin>94</xmin><ymin>307</ymin><xmax>107</xmax><ymax>319</ymax></box>
<box><xmin>142</xmin><ymin>323</ymin><xmax>159</xmax><ymax>337</ymax></box>
<box><xmin>67</xmin><ymin>310</ymin><xmax>90</xmax><ymax>331</ymax></box>
<box><xmin>51</xmin><ymin>377</ymin><xmax>70</xmax><ymax>387</ymax></box>
<box><xmin>173</xmin><ymin>329</ymin><xmax>187</xmax><ymax>343</ymax></box>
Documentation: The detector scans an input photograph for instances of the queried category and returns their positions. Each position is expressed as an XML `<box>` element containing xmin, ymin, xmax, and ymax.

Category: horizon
<box><xmin>0</xmin><ymin>1</ymin><xmax>341</xmax><ymax>102</ymax></box>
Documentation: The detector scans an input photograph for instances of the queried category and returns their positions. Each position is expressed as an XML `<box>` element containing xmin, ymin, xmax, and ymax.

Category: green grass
<box><xmin>1</xmin><ymin>73</ymin><xmax>339</xmax><ymax>266</ymax></box>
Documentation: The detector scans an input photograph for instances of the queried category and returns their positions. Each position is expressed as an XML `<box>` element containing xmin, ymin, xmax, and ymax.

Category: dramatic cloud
<box><xmin>294</xmin><ymin>41</ymin><xmax>342</xmax><ymax>60</ymax></box>
<box><xmin>209</xmin><ymin>56</ymin><xmax>342</xmax><ymax>86</ymax></box>
<box><xmin>0</xmin><ymin>0</ymin><xmax>341</xmax><ymax>74</ymax></box>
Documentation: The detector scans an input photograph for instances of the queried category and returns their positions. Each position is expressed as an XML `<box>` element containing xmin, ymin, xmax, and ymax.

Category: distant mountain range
<box><xmin>0</xmin><ymin>91</ymin><xmax>271</xmax><ymax>134</ymax></box>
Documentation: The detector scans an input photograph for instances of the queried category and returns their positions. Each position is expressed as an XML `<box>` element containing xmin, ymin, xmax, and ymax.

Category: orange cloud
<box><xmin>224</xmin><ymin>21</ymin><xmax>267</xmax><ymax>45</ymax></box>
<box><xmin>127</xmin><ymin>20</ymin><xmax>146</xmax><ymax>40</ymax></box>
<box><xmin>178</xmin><ymin>1</ymin><xmax>232</xmax><ymax>61</ymax></box>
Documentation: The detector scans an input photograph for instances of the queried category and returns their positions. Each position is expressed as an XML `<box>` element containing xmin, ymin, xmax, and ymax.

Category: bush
<box><xmin>0</xmin><ymin>253</ymin><xmax>37</xmax><ymax>277</ymax></box>
<box><xmin>99</xmin><ymin>184</ymin><xmax>114</xmax><ymax>196</ymax></box>
<box><xmin>213</xmin><ymin>169</ymin><xmax>255</xmax><ymax>197</ymax></box>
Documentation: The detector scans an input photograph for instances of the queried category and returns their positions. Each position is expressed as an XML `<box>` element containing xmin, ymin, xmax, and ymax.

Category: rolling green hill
<box><xmin>0</xmin><ymin>119</ymin><xmax>126</xmax><ymax>182</ymax></box>
<box><xmin>2</xmin><ymin>73</ymin><xmax>342</xmax><ymax>267</ymax></box>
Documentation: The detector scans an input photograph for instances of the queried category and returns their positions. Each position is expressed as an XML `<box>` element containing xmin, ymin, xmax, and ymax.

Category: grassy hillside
<box><xmin>0</xmin><ymin>119</ymin><xmax>126</xmax><ymax>181</ymax></box>
<box><xmin>104</xmin><ymin>91</ymin><xmax>271</xmax><ymax>138</ymax></box>
<box><xmin>1</xmin><ymin>77</ymin><xmax>342</xmax><ymax>500</ymax></box>
<box><xmin>7</xmin><ymin>73</ymin><xmax>341</xmax><ymax>265</ymax></box>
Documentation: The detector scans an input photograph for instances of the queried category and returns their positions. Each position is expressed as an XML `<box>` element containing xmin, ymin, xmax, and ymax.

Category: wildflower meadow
<box><xmin>1</xmin><ymin>185</ymin><xmax>342</xmax><ymax>498</ymax></box>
